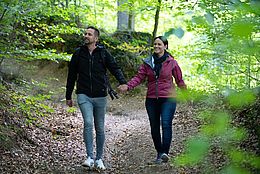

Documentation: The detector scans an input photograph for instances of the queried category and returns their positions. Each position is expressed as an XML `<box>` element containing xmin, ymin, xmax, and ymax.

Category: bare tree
<box><xmin>117</xmin><ymin>0</ymin><xmax>135</xmax><ymax>31</ymax></box>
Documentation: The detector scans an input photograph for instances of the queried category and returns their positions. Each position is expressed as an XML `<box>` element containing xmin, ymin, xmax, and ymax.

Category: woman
<box><xmin>118</xmin><ymin>36</ymin><xmax>187</xmax><ymax>163</ymax></box>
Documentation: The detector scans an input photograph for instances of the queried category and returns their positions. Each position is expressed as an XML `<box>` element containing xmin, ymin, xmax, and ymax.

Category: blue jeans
<box><xmin>77</xmin><ymin>94</ymin><xmax>107</xmax><ymax>160</ymax></box>
<box><xmin>145</xmin><ymin>98</ymin><xmax>176</xmax><ymax>155</ymax></box>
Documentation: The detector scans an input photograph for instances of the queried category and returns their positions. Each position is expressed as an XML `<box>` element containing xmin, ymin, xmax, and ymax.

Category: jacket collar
<box><xmin>80</xmin><ymin>44</ymin><xmax>104</xmax><ymax>53</ymax></box>
<box><xmin>143</xmin><ymin>54</ymin><xmax>171</xmax><ymax>68</ymax></box>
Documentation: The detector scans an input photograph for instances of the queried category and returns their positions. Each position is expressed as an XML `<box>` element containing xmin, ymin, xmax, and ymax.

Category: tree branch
<box><xmin>192</xmin><ymin>0</ymin><xmax>199</xmax><ymax>9</ymax></box>
<box><xmin>0</xmin><ymin>8</ymin><xmax>7</xmax><ymax>22</ymax></box>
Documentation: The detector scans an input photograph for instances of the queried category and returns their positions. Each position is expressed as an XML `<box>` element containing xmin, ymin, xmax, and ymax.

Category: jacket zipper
<box><xmin>155</xmin><ymin>72</ymin><xmax>159</xmax><ymax>99</ymax></box>
<box><xmin>90</xmin><ymin>55</ymin><xmax>93</xmax><ymax>95</ymax></box>
<box><xmin>146</xmin><ymin>59</ymin><xmax>159</xmax><ymax>99</ymax></box>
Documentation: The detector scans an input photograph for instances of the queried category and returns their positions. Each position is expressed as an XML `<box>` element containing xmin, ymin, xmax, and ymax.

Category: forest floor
<box><xmin>0</xmin><ymin>93</ymin><xmax>201</xmax><ymax>174</ymax></box>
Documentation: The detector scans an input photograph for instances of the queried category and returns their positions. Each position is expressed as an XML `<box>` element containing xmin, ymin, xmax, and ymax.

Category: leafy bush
<box><xmin>174</xmin><ymin>89</ymin><xmax>260</xmax><ymax>173</ymax></box>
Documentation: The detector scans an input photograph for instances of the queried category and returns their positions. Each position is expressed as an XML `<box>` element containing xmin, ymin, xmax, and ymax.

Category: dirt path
<box><xmin>0</xmin><ymin>96</ymin><xmax>199</xmax><ymax>174</ymax></box>
<box><xmin>104</xmin><ymin>98</ymin><xmax>199</xmax><ymax>174</ymax></box>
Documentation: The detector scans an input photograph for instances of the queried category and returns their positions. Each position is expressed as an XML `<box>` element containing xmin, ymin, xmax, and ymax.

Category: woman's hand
<box><xmin>117</xmin><ymin>84</ymin><xmax>128</xmax><ymax>93</ymax></box>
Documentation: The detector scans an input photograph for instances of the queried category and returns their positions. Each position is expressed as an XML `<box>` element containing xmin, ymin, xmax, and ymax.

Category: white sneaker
<box><xmin>82</xmin><ymin>157</ymin><xmax>94</xmax><ymax>169</ymax></box>
<box><xmin>161</xmin><ymin>153</ymin><xmax>169</xmax><ymax>163</ymax></box>
<box><xmin>95</xmin><ymin>159</ymin><xmax>106</xmax><ymax>170</ymax></box>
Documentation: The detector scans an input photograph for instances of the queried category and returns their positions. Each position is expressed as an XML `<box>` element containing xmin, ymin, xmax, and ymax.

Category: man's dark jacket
<box><xmin>66</xmin><ymin>45</ymin><xmax>126</xmax><ymax>100</ymax></box>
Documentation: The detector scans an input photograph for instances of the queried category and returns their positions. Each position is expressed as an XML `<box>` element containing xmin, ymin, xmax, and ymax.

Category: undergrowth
<box><xmin>0</xmin><ymin>80</ymin><xmax>54</xmax><ymax>150</ymax></box>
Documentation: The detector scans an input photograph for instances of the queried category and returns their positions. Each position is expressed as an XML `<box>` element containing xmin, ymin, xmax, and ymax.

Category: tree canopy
<box><xmin>1</xmin><ymin>0</ymin><xmax>259</xmax><ymax>92</ymax></box>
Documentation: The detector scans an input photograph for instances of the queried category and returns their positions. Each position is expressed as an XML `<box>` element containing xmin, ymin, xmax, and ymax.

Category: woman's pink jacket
<box><xmin>127</xmin><ymin>55</ymin><xmax>186</xmax><ymax>98</ymax></box>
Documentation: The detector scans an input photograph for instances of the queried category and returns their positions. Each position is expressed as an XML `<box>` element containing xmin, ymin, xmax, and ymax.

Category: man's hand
<box><xmin>66</xmin><ymin>100</ymin><xmax>73</xmax><ymax>107</ymax></box>
<box><xmin>117</xmin><ymin>84</ymin><xmax>128</xmax><ymax>93</ymax></box>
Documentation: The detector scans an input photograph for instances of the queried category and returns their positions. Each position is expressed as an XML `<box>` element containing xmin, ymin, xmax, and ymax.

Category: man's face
<box><xmin>84</xmin><ymin>28</ymin><xmax>98</xmax><ymax>45</ymax></box>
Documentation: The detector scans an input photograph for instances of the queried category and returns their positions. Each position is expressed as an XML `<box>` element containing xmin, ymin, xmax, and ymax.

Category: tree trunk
<box><xmin>117</xmin><ymin>0</ymin><xmax>135</xmax><ymax>31</ymax></box>
<box><xmin>152</xmin><ymin>0</ymin><xmax>162</xmax><ymax>39</ymax></box>
<box><xmin>74</xmin><ymin>0</ymin><xmax>80</xmax><ymax>26</ymax></box>
<box><xmin>66</xmin><ymin>0</ymin><xmax>69</xmax><ymax>8</ymax></box>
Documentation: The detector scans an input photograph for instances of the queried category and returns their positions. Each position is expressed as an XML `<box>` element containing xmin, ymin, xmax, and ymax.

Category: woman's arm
<box><xmin>172</xmin><ymin>60</ymin><xmax>187</xmax><ymax>89</ymax></box>
<box><xmin>127</xmin><ymin>64</ymin><xmax>148</xmax><ymax>90</ymax></box>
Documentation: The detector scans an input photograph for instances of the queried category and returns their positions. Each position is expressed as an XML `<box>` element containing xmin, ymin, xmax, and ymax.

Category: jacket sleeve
<box><xmin>65</xmin><ymin>49</ymin><xmax>79</xmax><ymax>100</ymax></box>
<box><xmin>172</xmin><ymin>60</ymin><xmax>187</xmax><ymax>89</ymax></box>
<box><xmin>127</xmin><ymin>64</ymin><xmax>147</xmax><ymax>90</ymax></box>
<box><xmin>104</xmin><ymin>50</ymin><xmax>127</xmax><ymax>84</ymax></box>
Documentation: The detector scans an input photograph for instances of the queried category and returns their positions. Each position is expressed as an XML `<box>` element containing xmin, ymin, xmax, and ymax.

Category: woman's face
<box><xmin>153</xmin><ymin>38</ymin><xmax>167</xmax><ymax>56</ymax></box>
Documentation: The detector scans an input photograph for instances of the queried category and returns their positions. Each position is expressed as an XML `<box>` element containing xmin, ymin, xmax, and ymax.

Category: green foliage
<box><xmin>0</xmin><ymin>0</ymin><xmax>83</xmax><ymax>65</ymax></box>
<box><xmin>66</xmin><ymin>107</ymin><xmax>77</xmax><ymax>113</ymax></box>
<box><xmin>3</xmin><ymin>49</ymin><xmax>72</xmax><ymax>62</ymax></box>
<box><xmin>174</xmin><ymin>136</ymin><xmax>210</xmax><ymax>166</ymax></box>
<box><xmin>174</xmin><ymin>89</ymin><xmax>260</xmax><ymax>173</ymax></box>
<box><xmin>0</xmin><ymin>63</ymin><xmax>68</xmax><ymax>149</ymax></box>
<box><xmin>0</xmin><ymin>1</ymin><xmax>259</xmax><ymax>172</ymax></box>
<box><xmin>100</xmin><ymin>31</ymin><xmax>152</xmax><ymax>79</ymax></box>
<box><xmin>1</xmin><ymin>0</ymin><xmax>258</xmax><ymax>94</ymax></box>
<box><xmin>0</xmin><ymin>81</ymin><xmax>54</xmax><ymax>127</ymax></box>
<box><xmin>182</xmin><ymin>0</ymin><xmax>260</xmax><ymax>91</ymax></box>
<box><xmin>164</xmin><ymin>27</ymin><xmax>185</xmax><ymax>39</ymax></box>
<box><xmin>230</xmin><ymin>21</ymin><xmax>254</xmax><ymax>38</ymax></box>
<box><xmin>13</xmin><ymin>94</ymin><xmax>54</xmax><ymax>125</ymax></box>
<box><xmin>177</xmin><ymin>88</ymin><xmax>208</xmax><ymax>103</ymax></box>
<box><xmin>226</xmin><ymin>89</ymin><xmax>256</xmax><ymax>108</ymax></box>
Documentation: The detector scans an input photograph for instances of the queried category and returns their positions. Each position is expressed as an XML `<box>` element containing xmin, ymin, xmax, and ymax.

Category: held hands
<box><xmin>117</xmin><ymin>84</ymin><xmax>128</xmax><ymax>93</ymax></box>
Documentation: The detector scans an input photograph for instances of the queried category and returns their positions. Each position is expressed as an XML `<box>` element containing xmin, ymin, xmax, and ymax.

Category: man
<box><xmin>66</xmin><ymin>26</ymin><xmax>126</xmax><ymax>170</ymax></box>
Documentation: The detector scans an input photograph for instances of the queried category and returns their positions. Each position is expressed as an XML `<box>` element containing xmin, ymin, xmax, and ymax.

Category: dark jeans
<box><xmin>145</xmin><ymin>98</ymin><xmax>176</xmax><ymax>155</ymax></box>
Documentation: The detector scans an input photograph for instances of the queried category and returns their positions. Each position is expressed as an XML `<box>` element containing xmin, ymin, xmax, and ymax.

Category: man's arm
<box><xmin>103</xmin><ymin>50</ymin><xmax>127</xmax><ymax>84</ymax></box>
<box><xmin>65</xmin><ymin>49</ymin><xmax>80</xmax><ymax>106</ymax></box>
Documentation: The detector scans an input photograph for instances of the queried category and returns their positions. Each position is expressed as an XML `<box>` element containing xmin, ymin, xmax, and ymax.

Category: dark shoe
<box><xmin>161</xmin><ymin>153</ymin><xmax>169</xmax><ymax>163</ymax></box>
<box><xmin>154</xmin><ymin>152</ymin><xmax>162</xmax><ymax>164</ymax></box>
<box><xmin>154</xmin><ymin>158</ymin><xmax>162</xmax><ymax>164</ymax></box>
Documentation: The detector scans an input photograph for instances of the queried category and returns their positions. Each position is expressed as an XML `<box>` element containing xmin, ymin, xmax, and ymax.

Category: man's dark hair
<box><xmin>87</xmin><ymin>26</ymin><xmax>100</xmax><ymax>37</ymax></box>
<box><xmin>154</xmin><ymin>36</ymin><xmax>168</xmax><ymax>49</ymax></box>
